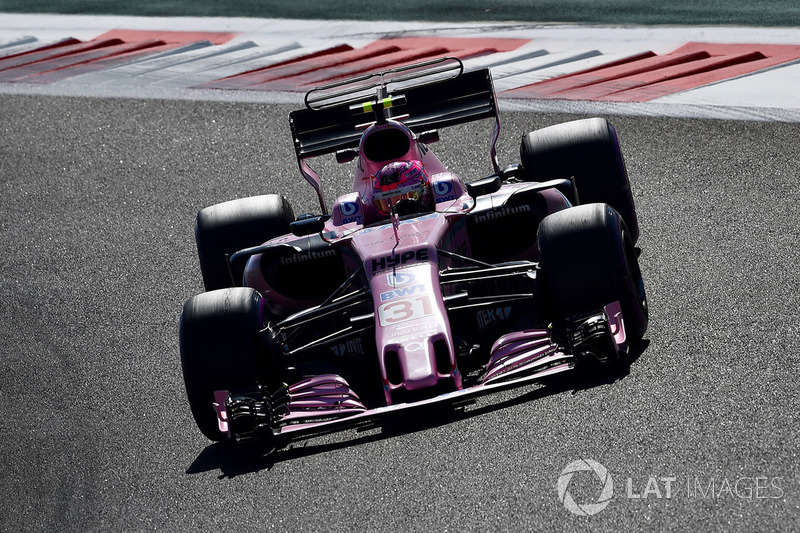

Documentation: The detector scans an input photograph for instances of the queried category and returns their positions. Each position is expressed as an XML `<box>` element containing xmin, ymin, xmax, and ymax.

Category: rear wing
<box><xmin>288</xmin><ymin>57</ymin><xmax>501</xmax><ymax>212</ymax></box>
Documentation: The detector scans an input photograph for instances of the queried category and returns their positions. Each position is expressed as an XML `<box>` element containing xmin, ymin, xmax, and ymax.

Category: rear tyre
<box><xmin>179</xmin><ymin>287</ymin><xmax>268</xmax><ymax>441</ymax></box>
<box><xmin>196</xmin><ymin>194</ymin><xmax>294</xmax><ymax>291</ymax></box>
<box><xmin>537</xmin><ymin>203</ymin><xmax>648</xmax><ymax>344</ymax></box>
<box><xmin>520</xmin><ymin>118</ymin><xmax>640</xmax><ymax>243</ymax></box>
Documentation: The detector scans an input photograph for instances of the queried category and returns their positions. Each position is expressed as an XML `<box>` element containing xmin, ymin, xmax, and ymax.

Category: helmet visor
<box><xmin>372</xmin><ymin>182</ymin><xmax>424</xmax><ymax>214</ymax></box>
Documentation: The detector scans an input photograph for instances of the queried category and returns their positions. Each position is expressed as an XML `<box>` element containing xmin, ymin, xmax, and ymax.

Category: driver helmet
<box><xmin>371</xmin><ymin>160</ymin><xmax>431</xmax><ymax>216</ymax></box>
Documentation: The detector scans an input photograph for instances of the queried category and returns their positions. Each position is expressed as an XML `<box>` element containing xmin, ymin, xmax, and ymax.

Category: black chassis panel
<box><xmin>466</xmin><ymin>185</ymin><xmax>551</xmax><ymax>263</ymax></box>
<box><xmin>265</xmin><ymin>259</ymin><xmax>547</xmax><ymax>394</ymax></box>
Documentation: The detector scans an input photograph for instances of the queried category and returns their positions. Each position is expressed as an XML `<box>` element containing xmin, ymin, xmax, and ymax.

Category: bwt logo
<box><xmin>387</xmin><ymin>272</ymin><xmax>415</xmax><ymax>287</ymax></box>
<box><xmin>339</xmin><ymin>201</ymin><xmax>362</xmax><ymax>224</ymax></box>
<box><xmin>371</xmin><ymin>248</ymin><xmax>429</xmax><ymax>272</ymax></box>
<box><xmin>340</xmin><ymin>201</ymin><xmax>360</xmax><ymax>217</ymax></box>
<box><xmin>557</xmin><ymin>459</ymin><xmax>614</xmax><ymax>516</ymax></box>
<box><xmin>433</xmin><ymin>180</ymin><xmax>456</xmax><ymax>202</ymax></box>
<box><xmin>380</xmin><ymin>284</ymin><xmax>425</xmax><ymax>302</ymax></box>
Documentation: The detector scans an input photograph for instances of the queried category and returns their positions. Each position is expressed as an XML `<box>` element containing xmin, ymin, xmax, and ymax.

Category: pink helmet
<box><xmin>371</xmin><ymin>160</ymin><xmax>431</xmax><ymax>216</ymax></box>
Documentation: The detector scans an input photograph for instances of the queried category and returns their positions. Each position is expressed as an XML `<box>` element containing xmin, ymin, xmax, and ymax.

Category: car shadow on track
<box><xmin>186</xmin><ymin>339</ymin><xmax>649</xmax><ymax>478</ymax></box>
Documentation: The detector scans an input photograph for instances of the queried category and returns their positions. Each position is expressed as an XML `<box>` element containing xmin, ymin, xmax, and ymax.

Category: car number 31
<box><xmin>378</xmin><ymin>295</ymin><xmax>434</xmax><ymax>326</ymax></box>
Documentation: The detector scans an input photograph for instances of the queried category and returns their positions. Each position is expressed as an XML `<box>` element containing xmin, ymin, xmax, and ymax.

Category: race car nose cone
<box><xmin>397</xmin><ymin>340</ymin><xmax>439</xmax><ymax>391</ymax></box>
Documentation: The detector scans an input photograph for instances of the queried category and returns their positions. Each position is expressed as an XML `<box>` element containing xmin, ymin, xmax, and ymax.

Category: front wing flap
<box><xmin>215</xmin><ymin>291</ymin><xmax>626</xmax><ymax>448</ymax></box>
<box><xmin>217</xmin><ymin>331</ymin><xmax>575</xmax><ymax>447</ymax></box>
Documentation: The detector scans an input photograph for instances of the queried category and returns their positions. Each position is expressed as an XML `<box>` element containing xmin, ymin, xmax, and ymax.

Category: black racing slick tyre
<box><xmin>537</xmin><ymin>203</ymin><xmax>648</xmax><ymax>343</ymax></box>
<box><xmin>520</xmin><ymin>118</ymin><xmax>640</xmax><ymax>243</ymax></box>
<box><xmin>196</xmin><ymin>194</ymin><xmax>294</xmax><ymax>291</ymax></box>
<box><xmin>179</xmin><ymin>287</ymin><xmax>267</xmax><ymax>441</ymax></box>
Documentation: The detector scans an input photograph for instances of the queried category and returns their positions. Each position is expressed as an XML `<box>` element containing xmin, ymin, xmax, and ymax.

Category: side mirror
<box><xmin>500</xmin><ymin>164</ymin><xmax>522</xmax><ymax>180</ymax></box>
<box><xmin>290</xmin><ymin>214</ymin><xmax>331</xmax><ymax>236</ymax></box>
<box><xmin>466</xmin><ymin>175</ymin><xmax>502</xmax><ymax>199</ymax></box>
<box><xmin>336</xmin><ymin>149</ymin><xmax>358</xmax><ymax>164</ymax></box>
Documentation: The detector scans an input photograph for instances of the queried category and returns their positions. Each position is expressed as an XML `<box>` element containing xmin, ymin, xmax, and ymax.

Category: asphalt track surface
<box><xmin>2</xmin><ymin>93</ymin><xmax>799</xmax><ymax>532</ymax></box>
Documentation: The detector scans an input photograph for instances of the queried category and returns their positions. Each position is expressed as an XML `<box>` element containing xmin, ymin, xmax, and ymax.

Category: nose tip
<box><xmin>397</xmin><ymin>340</ymin><xmax>438</xmax><ymax>390</ymax></box>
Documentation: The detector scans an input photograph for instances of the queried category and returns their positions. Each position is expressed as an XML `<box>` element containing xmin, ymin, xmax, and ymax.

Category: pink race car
<box><xmin>179</xmin><ymin>58</ymin><xmax>647</xmax><ymax>447</ymax></box>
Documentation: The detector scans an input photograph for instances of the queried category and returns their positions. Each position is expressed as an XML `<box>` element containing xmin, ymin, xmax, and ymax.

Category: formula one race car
<box><xmin>179</xmin><ymin>57</ymin><xmax>648</xmax><ymax>447</ymax></box>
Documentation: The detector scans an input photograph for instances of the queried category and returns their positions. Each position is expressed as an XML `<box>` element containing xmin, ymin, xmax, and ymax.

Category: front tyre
<box><xmin>520</xmin><ymin>118</ymin><xmax>640</xmax><ymax>243</ymax></box>
<box><xmin>537</xmin><ymin>203</ymin><xmax>647</xmax><ymax>343</ymax></box>
<box><xmin>179</xmin><ymin>287</ymin><xmax>268</xmax><ymax>441</ymax></box>
<box><xmin>195</xmin><ymin>194</ymin><xmax>294</xmax><ymax>291</ymax></box>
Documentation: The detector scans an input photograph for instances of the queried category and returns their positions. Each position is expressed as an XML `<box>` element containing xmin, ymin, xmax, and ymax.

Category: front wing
<box><xmin>212</xmin><ymin>302</ymin><xmax>627</xmax><ymax>448</ymax></box>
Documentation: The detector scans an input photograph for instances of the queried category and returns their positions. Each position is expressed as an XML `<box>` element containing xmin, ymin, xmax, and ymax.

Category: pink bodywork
<box><xmin>605</xmin><ymin>300</ymin><xmax>628</xmax><ymax>356</ymax></box>
<box><xmin>350</xmin><ymin>214</ymin><xmax>462</xmax><ymax>403</ymax></box>
<box><xmin>242</xmin><ymin>119</ymin><xmax>576</xmax><ymax>406</ymax></box>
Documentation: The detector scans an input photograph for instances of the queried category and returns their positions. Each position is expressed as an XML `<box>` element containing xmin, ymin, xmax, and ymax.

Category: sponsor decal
<box><xmin>339</xmin><ymin>201</ymin><xmax>362</xmax><ymax>224</ymax></box>
<box><xmin>371</xmin><ymin>248</ymin><xmax>429</xmax><ymax>272</ymax></box>
<box><xmin>477</xmin><ymin>306</ymin><xmax>512</xmax><ymax>328</ymax></box>
<box><xmin>330</xmin><ymin>338</ymin><xmax>364</xmax><ymax>357</ymax></box>
<box><xmin>473</xmin><ymin>204</ymin><xmax>531</xmax><ymax>224</ymax></box>
<box><xmin>340</xmin><ymin>201</ymin><xmax>359</xmax><ymax>216</ymax></box>
<box><xmin>387</xmin><ymin>271</ymin><xmax>415</xmax><ymax>287</ymax></box>
<box><xmin>388</xmin><ymin>324</ymin><xmax>439</xmax><ymax>344</ymax></box>
<box><xmin>432</xmin><ymin>180</ymin><xmax>456</xmax><ymax>202</ymax></box>
<box><xmin>379</xmin><ymin>284</ymin><xmax>426</xmax><ymax>302</ymax></box>
<box><xmin>404</xmin><ymin>341</ymin><xmax>427</xmax><ymax>352</ymax></box>
<box><xmin>280</xmin><ymin>249</ymin><xmax>336</xmax><ymax>265</ymax></box>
